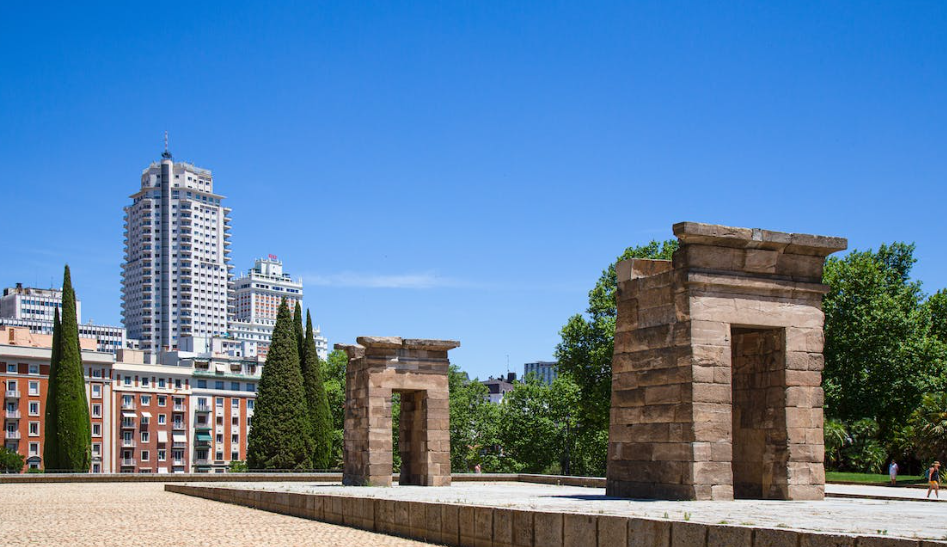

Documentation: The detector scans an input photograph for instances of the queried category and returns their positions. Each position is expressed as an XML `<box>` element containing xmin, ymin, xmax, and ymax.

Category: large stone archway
<box><xmin>606</xmin><ymin>222</ymin><xmax>846</xmax><ymax>501</ymax></box>
<box><xmin>336</xmin><ymin>336</ymin><xmax>459</xmax><ymax>487</ymax></box>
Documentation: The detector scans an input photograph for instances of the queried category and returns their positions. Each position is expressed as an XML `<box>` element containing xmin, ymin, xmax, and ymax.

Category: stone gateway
<box><xmin>606</xmin><ymin>222</ymin><xmax>847</xmax><ymax>501</ymax></box>
<box><xmin>337</xmin><ymin>336</ymin><xmax>459</xmax><ymax>487</ymax></box>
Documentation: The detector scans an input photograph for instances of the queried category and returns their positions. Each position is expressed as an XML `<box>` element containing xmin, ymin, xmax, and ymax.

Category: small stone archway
<box><xmin>336</xmin><ymin>336</ymin><xmax>459</xmax><ymax>487</ymax></box>
<box><xmin>606</xmin><ymin>222</ymin><xmax>847</xmax><ymax>501</ymax></box>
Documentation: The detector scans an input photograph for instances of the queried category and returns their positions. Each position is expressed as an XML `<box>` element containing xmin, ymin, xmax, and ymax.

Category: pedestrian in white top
<box><xmin>889</xmin><ymin>461</ymin><xmax>899</xmax><ymax>486</ymax></box>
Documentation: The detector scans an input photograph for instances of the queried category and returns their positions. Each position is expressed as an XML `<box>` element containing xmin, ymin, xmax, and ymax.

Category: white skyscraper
<box><xmin>230</xmin><ymin>256</ymin><xmax>327</xmax><ymax>360</ymax></box>
<box><xmin>122</xmin><ymin>145</ymin><xmax>234</xmax><ymax>353</ymax></box>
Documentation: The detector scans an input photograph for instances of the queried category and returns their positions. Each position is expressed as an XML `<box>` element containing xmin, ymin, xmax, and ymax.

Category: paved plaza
<box><xmin>0</xmin><ymin>482</ymin><xmax>435</xmax><ymax>547</ymax></box>
<box><xmin>205</xmin><ymin>481</ymin><xmax>947</xmax><ymax>542</ymax></box>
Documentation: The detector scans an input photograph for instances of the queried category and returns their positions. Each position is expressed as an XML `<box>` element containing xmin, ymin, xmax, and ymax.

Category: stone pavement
<box><xmin>210</xmin><ymin>481</ymin><xmax>947</xmax><ymax>542</ymax></box>
<box><xmin>828</xmin><ymin>483</ymin><xmax>947</xmax><ymax>502</ymax></box>
<box><xmin>0</xmin><ymin>482</ymin><xmax>435</xmax><ymax>547</ymax></box>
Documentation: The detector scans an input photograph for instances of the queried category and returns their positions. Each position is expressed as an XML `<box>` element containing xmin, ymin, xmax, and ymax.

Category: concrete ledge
<box><xmin>165</xmin><ymin>484</ymin><xmax>945</xmax><ymax>547</ymax></box>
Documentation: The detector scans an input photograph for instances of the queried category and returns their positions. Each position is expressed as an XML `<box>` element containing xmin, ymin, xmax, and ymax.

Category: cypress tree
<box><xmin>303</xmin><ymin>310</ymin><xmax>333</xmax><ymax>469</ymax></box>
<box><xmin>46</xmin><ymin>266</ymin><xmax>91</xmax><ymax>472</ymax></box>
<box><xmin>42</xmin><ymin>307</ymin><xmax>61</xmax><ymax>470</ymax></box>
<box><xmin>293</xmin><ymin>301</ymin><xmax>305</xmax><ymax>363</ymax></box>
<box><xmin>247</xmin><ymin>299</ymin><xmax>313</xmax><ymax>469</ymax></box>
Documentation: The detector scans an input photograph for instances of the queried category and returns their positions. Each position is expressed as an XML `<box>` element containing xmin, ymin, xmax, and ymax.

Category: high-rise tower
<box><xmin>121</xmin><ymin>143</ymin><xmax>234</xmax><ymax>352</ymax></box>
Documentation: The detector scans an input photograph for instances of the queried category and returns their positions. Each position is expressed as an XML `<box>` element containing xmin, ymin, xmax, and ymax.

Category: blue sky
<box><xmin>1</xmin><ymin>2</ymin><xmax>944</xmax><ymax>381</ymax></box>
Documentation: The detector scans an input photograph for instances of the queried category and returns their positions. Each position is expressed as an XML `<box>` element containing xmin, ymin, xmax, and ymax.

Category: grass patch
<box><xmin>826</xmin><ymin>471</ymin><xmax>925</xmax><ymax>484</ymax></box>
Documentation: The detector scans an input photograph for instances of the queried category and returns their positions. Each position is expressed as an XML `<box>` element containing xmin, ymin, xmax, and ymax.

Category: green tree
<box><xmin>42</xmin><ymin>307</ymin><xmax>61</xmax><ymax>470</ymax></box>
<box><xmin>927</xmin><ymin>289</ymin><xmax>947</xmax><ymax>343</ymax></box>
<box><xmin>321</xmin><ymin>349</ymin><xmax>348</xmax><ymax>466</ymax></box>
<box><xmin>247</xmin><ymin>299</ymin><xmax>314</xmax><ymax>469</ymax></box>
<box><xmin>822</xmin><ymin>243</ymin><xmax>946</xmax><ymax>435</ymax></box>
<box><xmin>44</xmin><ymin>265</ymin><xmax>91</xmax><ymax>472</ymax></box>
<box><xmin>911</xmin><ymin>392</ymin><xmax>947</xmax><ymax>462</ymax></box>
<box><xmin>448</xmin><ymin>366</ymin><xmax>515</xmax><ymax>472</ymax></box>
<box><xmin>303</xmin><ymin>310</ymin><xmax>333</xmax><ymax>469</ymax></box>
<box><xmin>0</xmin><ymin>447</ymin><xmax>24</xmax><ymax>474</ymax></box>
<box><xmin>498</xmin><ymin>376</ymin><xmax>581</xmax><ymax>474</ymax></box>
<box><xmin>293</xmin><ymin>302</ymin><xmax>305</xmax><ymax>365</ymax></box>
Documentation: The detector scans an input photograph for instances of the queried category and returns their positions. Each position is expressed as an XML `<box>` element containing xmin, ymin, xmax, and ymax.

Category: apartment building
<box><xmin>0</xmin><ymin>284</ymin><xmax>127</xmax><ymax>354</ymax></box>
<box><xmin>0</xmin><ymin>326</ymin><xmax>261</xmax><ymax>473</ymax></box>
<box><xmin>122</xmin><ymin>147</ymin><xmax>234</xmax><ymax>353</ymax></box>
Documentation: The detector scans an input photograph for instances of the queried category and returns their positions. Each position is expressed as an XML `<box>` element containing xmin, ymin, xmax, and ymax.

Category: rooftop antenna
<box><xmin>161</xmin><ymin>131</ymin><xmax>172</xmax><ymax>160</ymax></box>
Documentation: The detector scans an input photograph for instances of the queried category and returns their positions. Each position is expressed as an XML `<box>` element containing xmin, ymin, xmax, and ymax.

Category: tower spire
<box><xmin>161</xmin><ymin>131</ymin><xmax>172</xmax><ymax>160</ymax></box>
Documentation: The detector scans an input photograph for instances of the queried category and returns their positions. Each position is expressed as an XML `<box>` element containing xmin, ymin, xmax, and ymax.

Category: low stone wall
<box><xmin>0</xmin><ymin>472</ymin><xmax>344</xmax><ymax>484</ymax></box>
<box><xmin>165</xmin><ymin>484</ymin><xmax>943</xmax><ymax>547</ymax></box>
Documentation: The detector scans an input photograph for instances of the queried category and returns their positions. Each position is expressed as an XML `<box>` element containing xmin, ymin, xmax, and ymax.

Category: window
<box><xmin>230</xmin><ymin>382</ymin><xmax>240</xmax><ymax>391</ymax></box>
<box><xmin>197</xmin><ymin>380</ymin><xmax>207</xmax><ymax>389</ymax></box>
<box><xmin>142</xmin><ymin>377</ymin><xmax>150</xmax><ymax>387</ymax></box>
<box><xmin>28</xmin><ymin>381</ymin><xmax>39</xmax><ymax>396</ymax></box>
<box><xmin>92</xmin><ymin>423</ymin><xmax>101</xmax><ymax>437</ymax></box>
<box><xmin>141</xmin><ymin>414</ymin><xmax>150</xmax><ymax>425</ymax></box>
<box><xmin>231</xmin><ymin>434</ymin><xmax>238</xmax><ymax>444</ymax></box>
<box><xmin>124</xmin><ymin>376</ymin><xmax>132</xmax><ymax>386</ymax></box>
<box><xmin>158</xmin><ymin>396</ymin><xmax>166</xmax><ymax>407</ymax></box>
<box><xmin>141</xmin><ymin>395</ymin><xmax>151</xmax><ymax>406</ymax></box>
<box><xmin>215</xmin><ymin>397</ymin><xmax>223</xmax><ymax>407</ymax></box>
<box><xmin>158</xmin><ymin>449</ymin><xmax>166</xmax><ymax>462</ymax></box>
<box><xmin>158</xmin><ymin>378</ymin><xmax>166</xmax><ymax>388</ymax></box>
<box><xmin>29</xmin><ymin>442</ymin><xmax>39</xmax><ymax>456</ymax></box>
<box><xmin>247</xmin><ymin>400</ymin><xmax>254</xmax><ymax>410</ymax></box>
<box><xmin>28</xmin><ymin>364</ymin><xmax>39</xmax><ymax>375</ymax></box>
<box><xmin>6</xmin><ymin>363</ymin><xmax>15</xmax><ymax>373</ymax></box>
<box><xmin>231</xmin><ymin>416</ymin><xmax>239</xmax><ymax>426</ymax></box>
<box><xmin>231</xmin><ymin>398</ymin><xmax>239</xmax><ymax>408</ymax></box>
<box><xmin>215</xmin><ymin>381</ymin><xmax>224</xmax><ymax>390</ymax></box>
<box><xmin>216</xmin><ymin>434</ymin><xmax>223</xmax><ymax>444</ymax></box>
<box><xmin>231</xmin><ymin>451</ymin><xmax>239</xmax><ymax>461</ymax></box>
<box><xmin>141</xmin><ymin>432</ymin><xmax>150</xmax><ymax>443</ymax></box>
<box><xmin>158</xmin><ymin>414</ymin><xmax>166</xmax><ymax>425</ymax></box>
<box><xmin>175</xmin><ymin>379</ymin><xmax>182</xmax><ymax>389</ymax></box>
<box><xmin>92</xmin><ymin>384</ymin><xmax>102</xmax><ymax>398</ymax></box>
<box><xmin>29</xmin><ymin>422</ymin><xmax>39</xmax><ymax>436</ymax></box>
<box><xmin>216</xmin><ymin>451</ymin><xmax>224</xmax><ymax>461</ymax></box>
<box><xmin>29</xmin><ymin>401</ymin><xmax>39</xmax><ymax>416</ymax></box>
<box><xmin>141</xmin><ymin>450</ymin><xmax>150</xmax><ymax>461</ymax></box>
<box><xmin>91</xmin><ymin>404</ymin><xmax>101</xmax><ymax>418</ymax></box>
<box><xmin>92</xmin><ymin>443</ymin><xmax>101</xmax><ymax>456</ymax></box>
<box><xmin>122</xmin><ymin>395</ymin><xmax>134</xmax><ymax>408</ymax></box>
<box><xmin>92</xmin><ymin>463</ymin><xmax>101</xmax><ymax>473</ymax></box>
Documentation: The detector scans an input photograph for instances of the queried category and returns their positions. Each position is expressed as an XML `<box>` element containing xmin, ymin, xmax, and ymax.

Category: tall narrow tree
<box><xmin>293</xmin><ymin>301</ymin><xmax>305</xmax><ymax>363</ymax></box>
<box><xmin>44</xmin><ymin>265</ymin><xmax>91</xmax><ymax>472</ymax></box>
<box><xmin>42</xmin><ymin>307</ymin><xmax>61</xmax><ymax>469</ymax></box>
<box><xmin>303</xmin><ymin>310</ymin><xmax>333</xmax><ymax>469</ymax></box>
<box><xmin>247</xmin><ymin>299</ymin><xmax>313</xmax><ymax>469</ymax></box>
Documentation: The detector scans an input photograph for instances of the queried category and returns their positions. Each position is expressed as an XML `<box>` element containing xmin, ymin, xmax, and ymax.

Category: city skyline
<box><xmin>2</xmin><ymin>2</ymin><xmax>945</xmax><ymax>381</ymax></box>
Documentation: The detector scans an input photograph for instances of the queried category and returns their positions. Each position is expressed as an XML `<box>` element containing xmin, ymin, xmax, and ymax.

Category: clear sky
<box><xmin>1</xmin><ymin>2</ymin><xmax>944</xmax><ymax>381</ymax></box>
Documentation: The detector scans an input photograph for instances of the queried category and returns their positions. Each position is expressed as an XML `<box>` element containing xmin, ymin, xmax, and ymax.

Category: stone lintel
<box><xmin>684</xmin><ymin>271</ymin><xmax>831</xmax><ymax>298</ymax></box>
<box><xmin>356</xmin><ymin>336</ymin><xmax>461</xmax><ymax>352</ymax></box>
<box><xmin>335</xmin><ymin>343</ymin><xmax>365</xmax><ymax>359</ymax></box>
<box><xmin>673</xmin><ymin>222</ymin><xmax>847</xmax><ymax>257</ymax></box>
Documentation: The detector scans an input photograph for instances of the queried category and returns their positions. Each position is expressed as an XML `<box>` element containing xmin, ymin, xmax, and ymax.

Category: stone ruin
<box><xmin>606</xmin><ymin>222</ymin><xmax>847</xmax><ymax>500</ymax></box>
<box><xmin>336</xmin><ymin>336</ymin><xmax>459</xmax><ymax>487</ymax></box>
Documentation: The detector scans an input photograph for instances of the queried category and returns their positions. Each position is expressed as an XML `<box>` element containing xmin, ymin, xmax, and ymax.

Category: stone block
<box><xmin>492</xmin><ymin>508</ymin><xmax>513</xmax><ymax>547</ymax></box>
<box><xmin>707</xmin><ymin>525</ymin><xmax>752</xmax><ymax>547</ymax></box>
<box><xmin>442</xmin><ymin>504</ymin><xmax>460</xmax><ymax>546</ymax></box>
<box><xmin>754</xmin><ymin>528</ymin><xmax>798</xmax><ymax>547</ymax></box>
<box><xmin>629</xmin><ymin>519</ymin><xmax>670</xmax><ymax>547</ymax></box>
<box><xmin>512</xmin><ymin>510</ymin><xmax>534</xmax><ymax>547</ymax></box>
<box><xmin>598</xmin><ymin>515</ymin><xmax>627</xmax><ymax>547</ymax></box>
<box><xmin>534</xmin><ymin>512</ymin><xmax>564</xmax><ymax>547</ymax></box>
<box><xmin>857</xmin><ymin>538</ymin><xmax>920</xmax><ymax>547</ymax></box>
<box><xmin>564</xmin><ymin>513</ymin><xmax>597</xmax><ymax>547</ymax></box>
<box><xmin>671</xmin><ymin>521</ymin><xmax>707</xmax><ymax>547</ymax></box>
<box><xmin>798</xmin><ymin>532</ymin><xmax>856</xmax><ymax>547</ymax></box>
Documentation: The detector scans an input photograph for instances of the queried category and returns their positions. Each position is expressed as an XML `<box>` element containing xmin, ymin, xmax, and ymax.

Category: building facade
<box><xmin>230</xmin><ymin>256</ymin><xmax>327</xmax><ymax>359</ymax></box>
<box><xmin>1</xmin><ymin>326</ymin><xmax>260</xmax><ymax>473</ymax></box>
<box><xmin>0</xmin><ymin>284</ymin><xmax>126</xmax><ymax>354</ymax></box>
<box><xmin>122</xmin><ymin>148</ymin><xmax>233</xmax><ymax>353</ymax></box>
<box><xmin>523</xmin><ymin>361</ymin><xmax>558</xmax><ymax>385</ymax></box>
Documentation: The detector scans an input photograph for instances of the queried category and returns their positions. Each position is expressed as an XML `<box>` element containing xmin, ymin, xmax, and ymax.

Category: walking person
<box><xmin>926</xmin><ymin>461</ymin><xmax>941</xmax><ymax>499</ymax></box>
<box><xmin>889</xmin><ymin>461</ymin><xmax>899</xmax><ymax>486</ymax></box>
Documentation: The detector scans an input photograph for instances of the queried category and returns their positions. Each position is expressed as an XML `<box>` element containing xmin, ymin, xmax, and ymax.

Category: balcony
<box><xmin>121</xmin><ymin>420</ymin><xmax>136</xmax><ymax>429</ymax></box>
<box><xmin>195</xmin><ymin>406</ymin><xmax>212</xmax><ymax>413</ymax></box>
<box><xmin>121</xmin><ymin>401</ymin><xmax>136</xmax><ymax>410</ymax></box>
<box><xmin>5</xmin><ymin>430</ymin><xmax>21</xmax><ymax>440</ymax></box>
<box><xmin>4</xmin><ymin>410</ymin><xmax>21</xmax><ymax>419</ymax></box>
<box><xmin>173</xmin><ymin>404</ymin><xmax>186</xmax><ymax>412</ymax></box>
<box><xmin>121</xmin><ymin>459</ymin><xmax>136</xmax><ymax>467</ymax></box>
<box><xmin>121</xmin><ymin>439</ymin><xmax>137</xmax><ymax>448</ymax></box>
<box><xmin>172</xmin><ymin>422</ymin><xmax>186</xmax><ymax>430</ymax></box>
<box><xmin>5</xmin><ymin>390</ymin><xmax>20</xmax><ymax>399</ymax></box>
<box><xmin>172</xmin><ymin>459</ymin><xmax>186</xmax><ymax>466</ymax></box>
